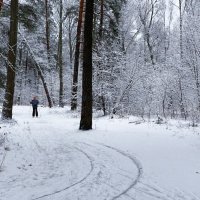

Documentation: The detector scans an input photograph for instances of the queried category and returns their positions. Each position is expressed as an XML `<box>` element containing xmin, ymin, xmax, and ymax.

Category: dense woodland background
<box><xmin>1</xmin><ymin>0</ymin><xmax>200</xmax><ymax>126</ymax></box>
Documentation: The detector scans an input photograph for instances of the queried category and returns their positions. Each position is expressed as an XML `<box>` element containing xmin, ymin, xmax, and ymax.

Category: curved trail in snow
<box><xmin>19</xmin><ymin>121</ymin><xmax>193</xmax><ymax>200</ymax></box>
<box><xmin>97</xmin><ymin>143</ymin><xmax>143</xmax><ymax>200</ymax></box>
<box><xmin>2</xmin><ymin>107</ymin><xmax>200</xmax><ymax>200</ymax></box>
<box><xmin>21</xmin><ymin>122</ymin><xmax>95</xmax><ymax>200</ymax></box>
<box><xmin>31</xmin><ymin>140</ymin><xmax>142</xmax><ymax>200</ymax></box>
<box><xmin>32</xmin><ymin>147</ymin><xmax>94</xmax><ymax>200</ymax></box>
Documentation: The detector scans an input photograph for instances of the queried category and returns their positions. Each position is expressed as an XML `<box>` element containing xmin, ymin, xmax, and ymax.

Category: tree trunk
<box><xmin>97</xmin><ymin>0</ymin><xmax>106</xmax><ymax>115</ymax></box>
<box><xmin>45</xmin><ymin>0</ymin><xmax>55</xmax><ymax>104</ymax></box>
<box><xmin>179</xmin><ymin>78</ymin><xmax>187</xmax><ymax>119</ymax></box>
<box><xmin>179</xmin><ymin>0</ymin><xmax>186</xmax><ymax>119</ymax></box>
<box><xmin>58</xmin><ymin>0</ymin><xmax>64</xmax><ymax>107</ymax></box>
<box><xmin>68</xmin><ymin>17</ymin><xmax>73</xmax><ymax>69</ymax></box>
<box><xmin>0</xmin><ymin>0</ymin><xmax>3</xmax><ymax>12</ymax></box>
<box><xmin>38</xmin><ymin>69</ymin><xmax>52</xmax><ymax>108</ymax></box>
<box><xmin>71</xmin><ymin>0</ymin><xmax>84</xmax><ymax>110</ymax></box>
<box><xmin>99</xmin><ymin>0</ymin><xmax>104</xmax><ymax>39</ymax></box>
<box><xmin>146</xmin><ymin>32</ymin><xmax>155</xmax><ymax>66</ymax></box>
<box><xmin>45</xmin><ymin>0</ymin><xmax>50</xmax><ymax>61</ymax></box>
<box><xmin>79</xmin><ymin>0</ymin><xmax>94</xmax><ymax>130</ymax></box>
<box><xmin>2</xmin><ymin>0</ymin><xmax>19</xmax><ymax>120</ymax></box>
<box><xmin>179</xmin><ymin>0</ymin><xmax>184</xmax><ymax>64</ymax></box>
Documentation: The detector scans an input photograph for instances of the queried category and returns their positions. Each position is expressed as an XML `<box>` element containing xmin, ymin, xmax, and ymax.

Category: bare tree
<box><xmin>139</xmin><ymin>0</ymin><xmax>157</xmax><ymax>66</ymax></box>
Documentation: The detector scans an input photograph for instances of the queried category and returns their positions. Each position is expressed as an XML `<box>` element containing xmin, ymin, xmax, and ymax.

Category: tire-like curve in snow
<box><xmin>32</xmin><ymin>147</ymin><xmax>94</xmax><ymax>200</ymax></box>
<box><xmin>32</xmin><ymin>142</ymin><xmax>143</xmax><ymax>200</ymax></box>
<box><xmin>97</xmin><ymin>143</ymin><xmax>143</xmax><ymax>200</ymax></box>
<box><xmin>75</xmin><ymin>142</ymin><xmax>143</xmax><ymax>199</ymax></box>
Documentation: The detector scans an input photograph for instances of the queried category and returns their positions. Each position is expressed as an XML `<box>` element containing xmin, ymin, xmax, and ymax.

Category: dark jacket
<box><xmin>30</xmin><ymin>99</ymin><xmax>39</xmax><ymax>108</ymax></box>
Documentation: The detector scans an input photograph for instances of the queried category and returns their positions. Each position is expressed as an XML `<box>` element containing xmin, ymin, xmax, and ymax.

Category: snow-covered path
<box><xmin>0</xmin><ymin>106</ymin><xmax>200</xmax><ymax>200</ymax></box>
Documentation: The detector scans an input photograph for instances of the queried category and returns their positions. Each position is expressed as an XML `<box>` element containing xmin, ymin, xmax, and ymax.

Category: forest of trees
<box><xmin>1</xmin><ymin>0</ymin><xmax>200</xmax><ymax>128</ymax></box>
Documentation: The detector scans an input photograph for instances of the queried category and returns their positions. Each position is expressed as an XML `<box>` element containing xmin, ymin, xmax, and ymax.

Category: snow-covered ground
<box><xmin>0</xmin><ymin>106</ymin><xmax>200</xmax><ymax>200</ymax></box>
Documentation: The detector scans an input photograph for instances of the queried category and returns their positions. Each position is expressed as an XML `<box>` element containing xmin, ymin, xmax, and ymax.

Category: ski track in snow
<box><xmin>31</xmin><ymin>146</ymin><xmax>94</xmax><ymax>200</ymax></box>
<box><xmin>1</xmin><ymin>119</ymin><xmax>143</xmax><ymax>200</ymax></box>
<box><xmin>31</xmin><ymin>141</ymin><xmax>143</xmax><ymax>200</ymax></box>
<box><xmin>24</xmin><ymin>121</ymin><xmax>200</xmax><ymax>200</ymax></box>
<box><xmin>1</xmin><ymin>115</ymin><xmax>200</xmax><ymax>200</ymax></box>
<box><xmin>23</xmin><ymin>121</ymin><xmax>95</xmax><ymax>200</ymax></box>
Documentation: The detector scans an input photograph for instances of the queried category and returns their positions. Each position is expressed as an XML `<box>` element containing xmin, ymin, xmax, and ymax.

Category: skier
<box><xmin>30</xmin><ymin>96</ymin><xmax>39</xmax><ymax>117</ymax></box>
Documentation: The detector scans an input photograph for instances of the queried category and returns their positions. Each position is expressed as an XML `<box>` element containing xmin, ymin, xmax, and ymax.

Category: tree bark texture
<box><xmin>179</xmin><ymin>0</ymin><xmax>187</xmax><ymax>119</ymax></box>
<box><xmin>58</xmin><ymin>0</ymin><xmax>64</xmax><ymax>107</ymax></box>
<box><xmin>99</xmin><ymin>0</ymin><xmax>104</xmax><ymax>39</ymax></box>
<box><xmin>0</xmin><ymin>0</ymin><xmax>3</xmax><ymax>12</ymax></box>
<box><xmin>2</xmin><ymin>0</ymin><xmax>19</xmax><ymax>119</ymax></box>
<box><xmin>45</xmin><ymin>0</ymin><xmax>51</xmax><ymax>62</ymax></box>
<box><xmin>79</xmin><ymin>0</ymin><xmax>94</xmax><ymax>130</ymax></box>
<box><xmin>71</xmin><ymin>0</ymin><xmax>85</xmax><ymax>110</ymax></box>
